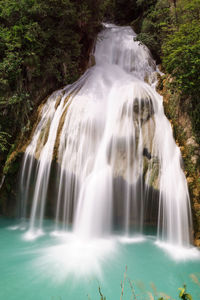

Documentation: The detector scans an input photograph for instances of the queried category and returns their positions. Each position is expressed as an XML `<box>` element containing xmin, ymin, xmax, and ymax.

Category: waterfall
<box><xmin>20</xmin><ymin>24</ymin><xmax>193</xmax><ymax>246</ymax></box>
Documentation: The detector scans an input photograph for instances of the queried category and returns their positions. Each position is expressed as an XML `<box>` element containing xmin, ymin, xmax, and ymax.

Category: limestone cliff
<box><xmin>157</xmin><ymin>74</ymin><xmax>200</xmax><ymax>247</ymax></box>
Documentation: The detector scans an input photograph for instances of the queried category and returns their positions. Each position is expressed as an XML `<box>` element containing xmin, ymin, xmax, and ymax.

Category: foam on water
<box><xmin>118</xmin><ymin>235</ymin><xmax>146</xmax><ymax>244</ymax></box>
<box><xmin>155</xmin><ymin>241</ymin><xmax>200</xmax><ymax>261</ymax></box>
<box><xmin>23</xmin><ymin>229</ymin><xmax>44</xmax><ymax>241</ymax></box>
<box><xmin>33</xmin><ymin>235</ymin><xmax>117</xmax><ymax>282</ymax></box>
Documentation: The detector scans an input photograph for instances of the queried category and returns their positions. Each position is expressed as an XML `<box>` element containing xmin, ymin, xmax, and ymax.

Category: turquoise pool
<box><xmin>0</xmin><ymin>218</ymin><xmax>200</xmax><ymax>300</ymax></box>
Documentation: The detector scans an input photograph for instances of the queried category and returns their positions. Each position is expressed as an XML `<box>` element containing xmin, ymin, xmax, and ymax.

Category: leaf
<box><xmin>178</xmin><ymin>287</ymin><xmax>185</xmax><ymax>297</ymax></box>
<box><xmin>185</xmin><ymin>293</ymin><xmax>193</xmax><ymax>300</ymax></box>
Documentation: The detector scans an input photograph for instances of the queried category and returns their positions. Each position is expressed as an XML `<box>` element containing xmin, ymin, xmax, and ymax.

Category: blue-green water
<box><xmin>0</xmin><ymin>218</ymin><xmax>200</xmax><ymax>300</ymax></box>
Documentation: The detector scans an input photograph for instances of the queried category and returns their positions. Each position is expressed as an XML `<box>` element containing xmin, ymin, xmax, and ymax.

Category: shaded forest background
<box><xmin>0</xmin><ymin>0</ymin><xmax>200</xmax><ymax>234</ymax></box>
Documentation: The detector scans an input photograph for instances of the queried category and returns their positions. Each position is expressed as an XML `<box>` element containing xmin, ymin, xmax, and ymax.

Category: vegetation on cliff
<box><xmin>136</xmin><ymin>0</ymin><xmax>200</xmax><ymax>144</ymax></box>
<box><xmin>0</xmin><ymin>0</ymin><xmax>111</xmax><ymax>170</ymax></box>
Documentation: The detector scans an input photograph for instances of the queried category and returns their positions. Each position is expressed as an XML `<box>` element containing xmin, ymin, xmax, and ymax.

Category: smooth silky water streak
<box><xmin>21</xmin><ymin>76</ymin><xmax>87</xmax><ymax>236</ymax></box>
<box><xmin>19</xmin><ymin>23</ymin><xmax>193</xmax><ymax>248</ymax></box>
<box><xmin>55</xmin><ymin>67</ymin><xmax>112</xmax><ymax>231</ymax></box>
<box><xmin>20</xmin><ymin>90</ymin><xmax>63</xmax><ymax>225</ymax></box>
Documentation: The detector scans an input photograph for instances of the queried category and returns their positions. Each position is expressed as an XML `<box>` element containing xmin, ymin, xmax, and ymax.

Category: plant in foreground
<box><xmin>95</xmin><ymin>267</ymin><xmax>196</xmax><ymax>300</ymax></box>
<box><xmin>178</xmin><ymin>285</ymin><xmax>192</xmax><ymax>300</ymax></box>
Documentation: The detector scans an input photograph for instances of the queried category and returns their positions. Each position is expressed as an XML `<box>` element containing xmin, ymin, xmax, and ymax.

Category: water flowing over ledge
<box><xmin>19</xmin><ymin>24</ymin><xmax>193</xmax><ymax>248</ymax></box>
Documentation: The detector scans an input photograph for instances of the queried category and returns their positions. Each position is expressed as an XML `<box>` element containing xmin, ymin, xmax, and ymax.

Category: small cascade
<box><xmin>20</xmin><ymin>24</ymin><xmax>193</xmax><ymax>246</ymax></box>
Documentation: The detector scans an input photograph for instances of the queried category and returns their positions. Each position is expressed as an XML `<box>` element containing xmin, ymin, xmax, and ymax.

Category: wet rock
<box><xmin>88</xmin><ymin>54</ymin><xmax>96</xmax><ymax>67</ymax></box>
<box><xmin>133</xmin><ymin>97</ymin><xmax>154</xmax><ymax>123</ymax></box>
<box><xmin>159</xmin><ymin>74</ymin><xmax>200</xmax><ymax>244</ymax></box>
<box><xmin>143</xmin><ymin>147</ymin><xmax>151</xmax><ymax>160</ymax></box>
<box><xmin>194</xmin><ymin>239</ymin><xmax>200</xmax><ymax>248</ymax></box>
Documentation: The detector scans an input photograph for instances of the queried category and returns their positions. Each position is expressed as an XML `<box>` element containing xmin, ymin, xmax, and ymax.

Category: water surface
<box><xmin>1</xmin><ymin>218</ymin><xmax>200</xmax><ymax>300</ymax></box>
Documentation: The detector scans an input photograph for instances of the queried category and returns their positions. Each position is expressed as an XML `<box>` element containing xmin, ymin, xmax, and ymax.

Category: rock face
<box><xmin>107</xmin><ymin>96</ymin><xmax>157</xmax><ymax>187</ymax></box>
<box><xmin>157</xmin><ymin>74</ymin><xmax>200</xmax><ymax>247</ymax></box>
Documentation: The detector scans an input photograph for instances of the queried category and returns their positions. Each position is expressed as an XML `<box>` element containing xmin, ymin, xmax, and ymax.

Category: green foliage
<box><xmin>0</xmin><ymin>130</ymin><xmax>10</xmax><ymax>152</ymax></box>
<box><xmin>0</xmin><ymin>0</ymin><xmax>109</xmax><ymax>165</ymax></box>
<box><xmin>162</xmin><ymin>0</ymin><xmax>200</xmax><ymax>143</ymax></box>
<box><xmin>0</xmin><ymin>0</ymin><xmax>89</xmax><ymax>93</ymax></box>
<box><xmin>97</xmin><ymin>279</ymin><xmax>194</xmax><ymax>300</ymax></box>
<box><xmin>136</xmin><ymin>0</ymin><xmax>200</xmax><ymax>143</ymax></box>
<box><xmin>178</xmin><ymin>285</ymin><xmax>193</xmax><ymax>300</ymax></box>
<box><xmin>163</xmin><ymin>21</ymin><xmax>200</xmax><ymax>97</ymax></box>
<box><xmin>136</xmin><ymin>0</ymin><xmax>173</xmax><ymax>61</ymax></box>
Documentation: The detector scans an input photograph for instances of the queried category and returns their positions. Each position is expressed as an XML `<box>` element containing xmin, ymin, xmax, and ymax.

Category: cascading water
<box><xmin>20</xmin><ymin>24</ymin><xmax>193</xmax><ymax>246</ymax></box>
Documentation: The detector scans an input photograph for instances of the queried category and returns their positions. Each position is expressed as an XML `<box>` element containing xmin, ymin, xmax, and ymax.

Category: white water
<box><xmin>20</xmin><ymin>24</ymin><xmax>193</xmax><ymax>246</ymax></box>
